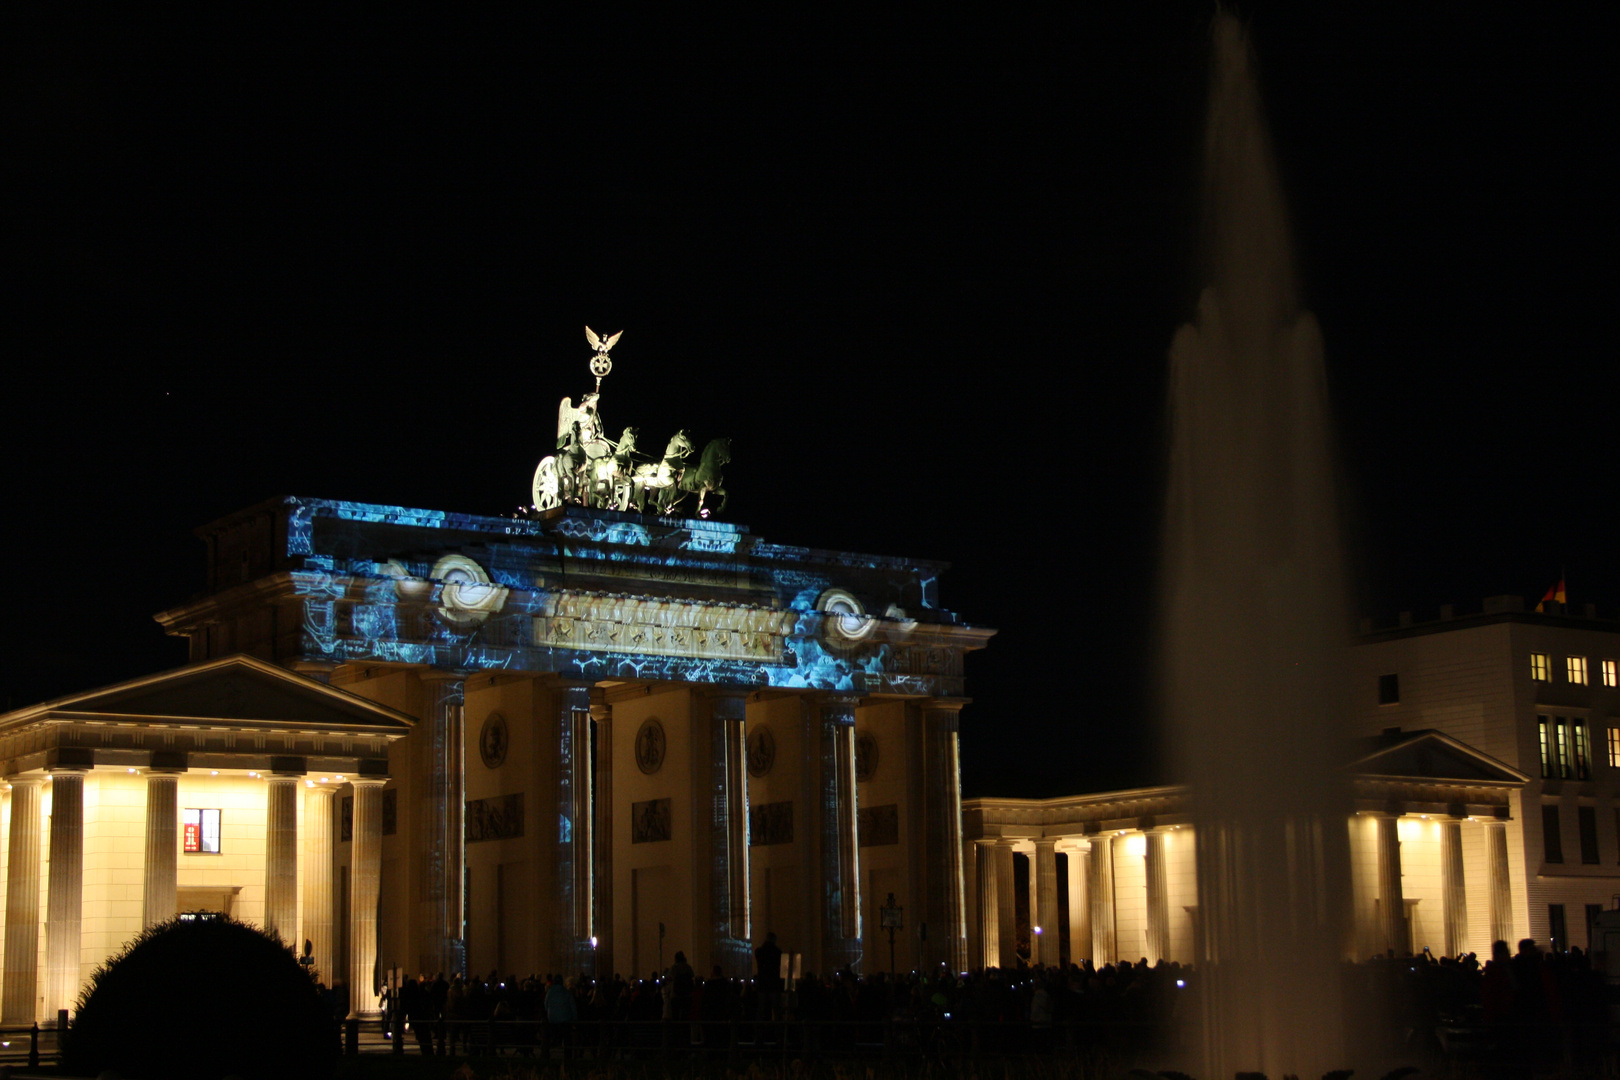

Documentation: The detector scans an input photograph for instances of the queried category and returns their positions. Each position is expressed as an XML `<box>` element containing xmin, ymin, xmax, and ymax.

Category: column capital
<box><xmin>816</xmin><ymin>694</ymin><xmax>860</xmax><ymax>725</ymax></box>
<box><xmin>349</xmin><ymin>776</ymin><xmax>389</xmax><ymax>789</ymax></box>
<box><xmin>45</xmin><ymin>766</ymin><xmax>89</xmax><ymax>778</ymax></box>
<box><xmin>1056</xmin><ymin>838</ymin><xmax>1091</xmax><ymax>855</ymax></box>
<box><xmin>920</xmin><ymin>697</ymin><xmax>971</xmax><ymax>713</ymax></box>
<box><xmin>303</xmin><ymin>780</ymin><xmax>343</xmax><ymax>795</ymax></box>
<box><xmin>1033</xmin><ymin>836</ymin><xmax>1059</xmax><ymax>851</ymax></box>
<box><xmin>694</xmin><ymin>686</ymin><xmax>750</xmax><ymax>721</ymax></box>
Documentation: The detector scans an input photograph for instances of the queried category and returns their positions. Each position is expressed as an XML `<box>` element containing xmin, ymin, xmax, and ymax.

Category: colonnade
<box><xmin>1366</xmin><ymin>810</ymin><xmax>1513</xmax><ymax>956</ymax></box>
<box><xmin>0</xmin><ymin>766</ymin><xmax>386</xmax><ymax>1024</ymax></box>
<box><xmin>973</xmin><ymin>826</ymin><xmax>1176</xmax><ymax>970</ymax></box>
<box><xmin>970</xmin><ymin>812</ymin><xmax>1517</xmax><ymax>969</ymax></box>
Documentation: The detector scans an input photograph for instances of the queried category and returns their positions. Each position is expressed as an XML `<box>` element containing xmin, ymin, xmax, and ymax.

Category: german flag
<box><xmin>1535</xmin><ymin>578</ymin><xmax>1567</xmax><ymax>613</ymax></box>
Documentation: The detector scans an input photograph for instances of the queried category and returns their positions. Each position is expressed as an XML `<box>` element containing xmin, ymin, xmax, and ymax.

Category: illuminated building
<box><xmin>0</xmin><ymin>495</ymin><xmax>990</xmax><ymax>1020</ymax></box>
<box><xmin>965</xmin><ymin>596</ymin><xmax>1620</xmax><ymax>966</ymax></box>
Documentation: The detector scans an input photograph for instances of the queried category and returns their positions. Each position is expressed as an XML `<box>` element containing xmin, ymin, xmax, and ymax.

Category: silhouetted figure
<box><xmin>756</xmin><ymin>931</ymin><xmax>784</xmax><ymax>1019</ymax></box>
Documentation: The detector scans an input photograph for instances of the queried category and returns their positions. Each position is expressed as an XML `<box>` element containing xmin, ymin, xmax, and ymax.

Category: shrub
<box><xmin>66</xmin><ymin>916</ymin><xmax>339</xmax><ymax>1080</ymax></box>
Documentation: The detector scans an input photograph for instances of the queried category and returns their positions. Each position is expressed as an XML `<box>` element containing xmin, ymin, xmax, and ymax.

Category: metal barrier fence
<box><xmin>0</xmin><ymin>1017</ymin><xmax>61</xmax><ymax>1070</ymax></box>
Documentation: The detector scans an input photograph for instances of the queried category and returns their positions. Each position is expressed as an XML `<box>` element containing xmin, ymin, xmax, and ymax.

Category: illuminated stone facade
<box><xmin>7</xmin><ymin>495</ymin><xmax>995</xmax><ymax>1021</ymax></box>
<box><xmin>0</xmin><ymin>656</ymin><xmax>411</xmax><ymax>1023</ymax></box>
<box><xmin>967</xmin><ymin>601</ymin><xmax>1620</xmax><ymax>967</ymax></box>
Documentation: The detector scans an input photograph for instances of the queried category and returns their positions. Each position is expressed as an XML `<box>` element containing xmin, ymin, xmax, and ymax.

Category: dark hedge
<box><xmin>66</xmin><ymin>916</ymin><xmax>338</xmax><ymax>1080</ymax></box>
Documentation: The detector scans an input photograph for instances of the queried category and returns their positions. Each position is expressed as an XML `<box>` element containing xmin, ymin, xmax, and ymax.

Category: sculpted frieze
<box><xmin>534</xmin><ymin>590</ymin><xmax>794</xmax><ymax>662</ymax></box>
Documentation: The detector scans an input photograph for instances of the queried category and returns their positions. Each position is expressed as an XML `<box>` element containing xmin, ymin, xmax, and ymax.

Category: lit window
<box><xmin>1555</xmin><ymin>721</ymin><xmax>1572</xmax><ymax>779</ymax></box>
<box><xmin>1540</xmin><ymin>718</ymin><xmax>1553</xmax><ymax>778</ymax></box>
<box><xmin>1603</xmin><ymin>660</ymin><xmax>1617</xmax><ymax>688</ymax></box>
<box><xmin>1568</xmin><ymin>657</ymin><xmax>1588</xmax><ymax>685</ymax></box>
<box><xmin>183</xmin><ymin>808</ymin><xmax>222</xmax><ymax>854</ymax></box>
<box><xmin>1531</xmin><ymin>653</ymin><xmax>1551</xmax><ymax>681</ymax></box>
<box><xmin>1573</xmin><ymin>722</ymin><xmax>1591</xmax><ymax>780</ymax></box>
<box><xmin>1608</xmin><ymin>728</ymin><xmax>1620</xmax><ymax>769</ymax></box>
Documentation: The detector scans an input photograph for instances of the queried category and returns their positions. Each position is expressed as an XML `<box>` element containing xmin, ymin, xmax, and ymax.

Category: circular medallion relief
<box><xmin>855</xmin><ymin>731</ymin><xmax>879</xmax><ymax>782</ymax></box>
<box><xmin>746</xmin><ymin>725</ymin><xmax>776</xmax><ymax>778</ymax></box>
<box><xmin>635</xmin><ymin>717</ymin><xmax>667</xmax><ymax>775</ymax></box>
<box><xmin>479</xmin><ymin>712</ymin><xmax>510</xmax><ymax>769</ymax></box>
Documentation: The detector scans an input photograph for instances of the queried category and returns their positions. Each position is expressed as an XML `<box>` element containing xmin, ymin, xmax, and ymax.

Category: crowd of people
<box><xmin>348</xmin><ymin>934</ymin><xmax>1614</xmax><ymax>1068</ymax></box>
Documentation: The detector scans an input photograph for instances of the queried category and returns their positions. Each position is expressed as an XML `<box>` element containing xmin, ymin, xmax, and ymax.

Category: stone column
<box><xmin>923</xmin><ymin>700</ymin><xmax>968</xmax><ymax>972</ymax></box>
<box><xmin>553</xmin><ymin>684</ymin><xmax>593</xmax><ymax>974</ymax></box>
<box><xmin>974</xmin><ymin>839</ymin><xmax>999</xmax><ymax>969</ymax></box>
<box><xmin>3</xmin><ymin>777</ymin><xmax>42</xmax><ymax>1024</ymax></box>
<box><xmin>420</xmin><ymin>673</ymin><xmax>466</xmax><ymax>976</ymax></box>
<box><xmin>1375</xmin><ymin>812</ymin><xmax>1406</xmax><ymax>954</ymax></box>
<box><xmin>44</xmin><ymin>769</ymin><xmax>86</xmax><ymax>1018</ymax></box>
<box><xmin>1440</xmin><ymin>815</ymin><xmax>1468</xmax><ymax>956</ymax></box>
<box><xmin>302</xmin><ymin>782</ymin><xmax>340</xmax><ymax>984</ymax></box>
<box><xmin>819</xmin><ymin>697</ymin><xmax>862</xmax><ymax>973</ymax></box>
<box><xmin>1144</xmin><ymin>827</ymin><xmax>1170</xmax><ymax>964</ymax></box>
<box><xmin>1033</xmin><ymin>838</ymin><xmax>1060</xmax><ymax>967</ymax></box>
<box><xmin>142</xmin><ymin>771</ymin><xmax>181</xmax><ymax>927</ymax></box>
<box><xmin>590</xmin><ymin>697</ymin><xmax>614</xmax><ymax>981</ymax></box>
<box><xmin>1063</xmin><ymin>842</ymin><xmax>1090</xmax><ymax>964</ymax></box>
<box><xmin>1486</xmin><ymin>819</ymin><xmax>1513</xmax><ymax>945</ymax></box>
<box><xmin>701</xmin><ymin>690</ymin><xmax>750</xmax><ymax>977</ymax></box>
<box><xmin>994</xmin><ymin>840</ymin><xmax>1017</xmax><ymax>969</ymax></box>
<box><xmin>264</xmin><ymin>775</ymin><xmax>300</xmax><ymax>943</ymax></box>
<box><xmin>1087</xmin><ymin>832</ymin><xmax>1116</xmax><ymax>965</ymax></box>
<box><xmin>347</xmin><ymin>778</ymin><xmax>386</xmax><ymax>1019</ymax></box>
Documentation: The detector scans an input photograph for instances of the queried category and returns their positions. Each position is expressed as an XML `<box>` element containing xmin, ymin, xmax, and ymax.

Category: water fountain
<box><xmin>1162</xmin><ymin>13</ymin><xmax>1353</xmax><ymax>1076</ymax></box>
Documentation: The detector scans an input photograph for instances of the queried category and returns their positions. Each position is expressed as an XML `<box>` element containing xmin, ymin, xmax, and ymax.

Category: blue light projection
<box><xmin>276</xmin><ymin>497</ymin><xmax>976</xmax><ymax>695</ymax></box>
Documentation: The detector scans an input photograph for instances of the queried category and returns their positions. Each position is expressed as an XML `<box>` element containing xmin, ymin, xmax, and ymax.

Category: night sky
<box><xmin>8</xmin><ymin>8</ymin><xmax>1614</xmax><ymax>797</ymax></box>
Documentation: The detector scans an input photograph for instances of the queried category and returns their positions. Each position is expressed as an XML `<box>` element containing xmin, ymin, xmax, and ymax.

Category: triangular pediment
<box><xmin>0</xmin><ymin>654</ymin><xmax>414</xmax><ymax>735</ymax></box>
<box><xmin>1349</xmin><ymin>729</ymin><xmax>1527</xmax><ymax>785</ymax></box>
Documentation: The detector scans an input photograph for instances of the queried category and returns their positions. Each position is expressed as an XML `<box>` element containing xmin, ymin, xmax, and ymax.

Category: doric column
<box><xmin>1486</xmin><ymin>819</ymin><xmax>1513</xmax><ymax>945</ymax></box>
<box><xmin>1063</xmin><ymin>841</ymin><xmax>1090</xmax><ymax>964</ymax></box>
<box><xmin>923</xmin><ymin>700</ymin><xmax>968</xmax><ymax>972</ymax></box>
<box><xmin>420</xmin><ymin>673</ymin><xmax>467</xmax><ymax>976</ymax></box>
<box><xmin>1144</xmin><ymin>827</ymin><xmax>1170</xmax><ymax>964</ymax></box>
<box><xmin>974</xmin><ymin>839</ymin><xmax>1000</xmax><ymax>969</ymax></box>
<box><xmin>819</xmin><ymin>697</ymin><xmax>862</xmax><ymax>972</ymax></box>
<box><xmin>993</xmin><ymin>840</ymin><xmax>1017</xmax><ymax>969</ymax></box>
<box><xmin>1440</xmin><ymin>815</ymin><xmax>1467</xmax><ymax>956</ymax></box>
<box><xmin>302</xmin><ymin>782</ymin><xmax>340</xmax><ymax>985</ymax></box>
<box><xmin>1033</xmin><ymin>838</ymin><xmax>1060</xmax><ymax>967</ymax></box>
<box><xmin>264</xmin><ymin>774</ymin><xmax>300</xmax><ymax>943</ymax></box>
<box><xmin>347</xmin><ymin>777</ymin><xmax>386</xmax><ymax>1019</ymax></box>
<box><xmin>142</xmin><ymin>771</ymin><xmax>181</xmax><ymax>927</ymax></box>
<box><xmin>556</xmin><ymin>685</ymin><xmax>594</xmax><ymax>973</ymax></box>
<box><xmin>1087</xmin><ymin>832</ymin><xmax>1116</xmax><ymax>965</ymax></box>
<box><xmin>590</xmin><ymin>696</ymin><xmax>614</xmax><ymax>981</ymax></box>
<box><xmin>44</xmin><ymin>769</ymin><xmax>86</xmax><ymax>1018</ymax></box>
<box><xmin>1375</xmin><ymin>811</ymin><xmax>1406</xmax><ymax>954</ymax></box>
<box><xmin>3</xmin><ymin>777</ymin><xmax>42</xmax><ymax>1024</ymax></box>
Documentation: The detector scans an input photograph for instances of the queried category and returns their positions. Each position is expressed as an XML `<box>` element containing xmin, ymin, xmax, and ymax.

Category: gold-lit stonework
<box><xmin>534</xmin><ymin>590</ymin><xmax>794</xmax><ymax>662</ymax></box>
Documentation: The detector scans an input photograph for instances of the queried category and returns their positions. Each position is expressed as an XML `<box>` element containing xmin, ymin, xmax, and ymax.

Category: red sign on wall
<box><xmin>184</xmin><ymin>823</ymin><xmax>201</xmax><ymax>852</ymax></box>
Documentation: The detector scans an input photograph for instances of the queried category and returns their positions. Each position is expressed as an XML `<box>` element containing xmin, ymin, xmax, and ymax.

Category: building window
<box><xmin>1579</xmin><ymin>806</ymin><xmax>1600</xmax><ymax>864</ymax></box>
<box><xmin>1377</xmin><ymin>673</ymin><xmax>1399</xmax><ymax>705</ymax></box>
<box><xmin>1568</xmin><ymin>656</ymin><xmax>1589</xmax><ymax>685</ymax></box>
<box><xmin>1555</xmin><ymin>721</ymin><xmax>1572</xmax><ymax>780</ymax></box>
<box><xmin>183</xmin><ymin>808</ymin><xmax>222</xmax><ymax>854</ymax></box>
<box><xmin>1609</xmin><ymin>728</ymin><xmax>1620</xmax><ymax>769</ymax></box>
<box><xmin>1587</xmin><ymin>904</ymin><xmax>1605</xmax><ymax>950</ymax></box>
<box><xmin>1540</xmin><ymin>718</ymin><xmax>1554</xmax><ymax>778</ymax></box>
<box><xmin>1604</xmin><ymin>660</ymin><xmax>1618</xmax><ymax>688</ymax></box>
<box><xmin>1549</xmin><ymin>904</ymin><xmax>1568</xmax><ymax>952</ymax></box>
<box><xmin>1531</xmin><ymin>653</ymin><xmax>1552</xmax><ymax>681</ymax></box>
<box><xmin>1543</xmin><ymin>805</ymin><xmax>1563</xmax><ymax>863</ymax></box>
<box><xmin>1573</xmin><ymin>722</ymin><xmax>1591</xmax><ymax>780</ymax></box>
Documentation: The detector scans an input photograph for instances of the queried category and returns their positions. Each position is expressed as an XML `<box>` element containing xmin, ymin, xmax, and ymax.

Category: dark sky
<box><xmin>7</xmin><ymin>8</ymin><xmax>1615</xmax><ymax>796</ymax></box>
